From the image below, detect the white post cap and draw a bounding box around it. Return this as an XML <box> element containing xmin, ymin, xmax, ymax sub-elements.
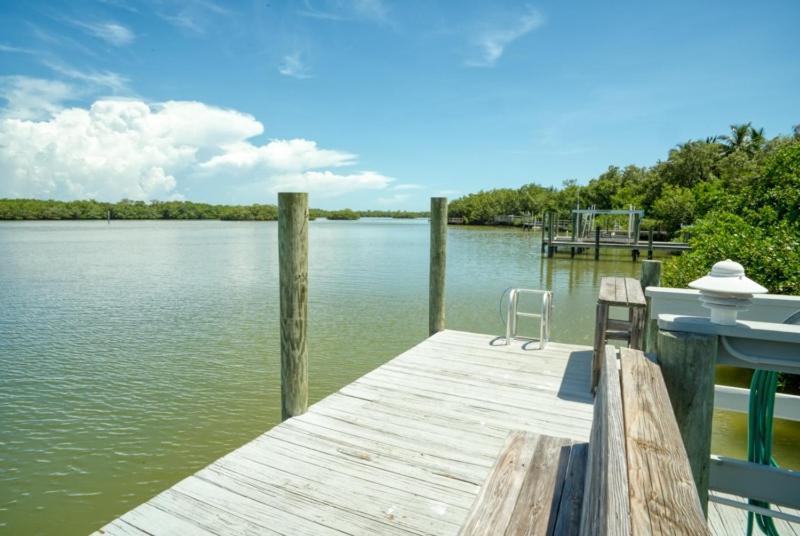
<box><xmin>689</xmin><ymin>260</ymin><xmax>767</xmax><ymax>325</ymax></box>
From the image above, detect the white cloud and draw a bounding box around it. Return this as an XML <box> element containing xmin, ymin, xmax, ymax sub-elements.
<box><xmin>71</xmin><ymin>20</ymin><xmax>135</xmax><ymax>46</ymax></box>
<box><xmin>0</xmin><ymin>97</ymin><xmax>390</xmax><ymax>201</ymax></box>
<box><xmin>466</xmin><ymin>6</ymin><xmax>544</xmax><ymax>67</ymax></box>
<box><xmin>279</xmin><ymin>52</ymin><xmax>312</xmax><ymax>79</ymax></box>
<box><xmin>0</xmin><ymin>43</ymin><xmax>38</xmax><ymax>55</ymax></box>
<box><xmin>0</xmin><ymin>76</ymin><xmax>76</xmax><ymax>120</ymax></box>
<box><xmin>273</xmin><ymin>170</ymin><xmax>390</xmax><ymax>195</ymax></box>
<box><xmin>156</xmin><ymin>0</ymin><xmax>232</xmax><ymax>35</ymax></box>
<box><xmin>298</xmin><ymin>0</ymin><xmax>388</xmax><ymax>23</ymax></box>
<box><xmin>45</xmin><ymin>61</ymin><xmax>131</xmax><ymax>95</ymax></box>
<box><xmin>201</xmin><ymin>138</ymin><xmax>353</xmax><ymax>171</ymax></box>
<box><xmin>378</xmin><ymin>192</ymin><xmax>410</xmax><ymax>205</ymax></box>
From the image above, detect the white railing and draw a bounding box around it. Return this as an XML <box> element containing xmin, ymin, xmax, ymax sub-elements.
<box><xmin>654</xmin><ymin>297</ymin><xmax>800</xmax><ymax>519</ymax></box>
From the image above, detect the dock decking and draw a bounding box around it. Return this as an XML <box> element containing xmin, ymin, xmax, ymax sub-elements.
<box><xmin>95</xmin><ymin>330</ymin><xmax>798</xmax><ymax>535</ymax></box>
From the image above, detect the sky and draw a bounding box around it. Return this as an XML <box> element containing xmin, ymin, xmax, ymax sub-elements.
<box><xmin>0</xmin><ymin>0</ymin><xmax>798</xmax><ymax>209</ymax></box>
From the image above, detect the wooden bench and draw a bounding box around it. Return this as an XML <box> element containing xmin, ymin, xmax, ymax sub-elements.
<box><xmin>592</xmin><ymin>277</ymin><xmax>647</xmax><ymax>389</ymax></box>
<box><xmin>460</xmin><ymin>346</ymin><xmax>708</xmax><ymax>535</ymax></box>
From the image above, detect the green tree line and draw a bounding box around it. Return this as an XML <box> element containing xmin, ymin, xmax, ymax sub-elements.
<box><xmin>0</xmin><ymin>199</ymin><xmax>427</xmax><ymax>221</ymax></box>
<box><xmin>450</xmin><ymin>123</ymin><xmax>800</xmax><ymax>295</ymax></box>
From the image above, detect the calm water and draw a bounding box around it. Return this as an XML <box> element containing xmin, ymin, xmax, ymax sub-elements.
<box><xmin>1</xmin><ymin>219</ymin><xmax>797</xmax><ymax>534</ymax></box>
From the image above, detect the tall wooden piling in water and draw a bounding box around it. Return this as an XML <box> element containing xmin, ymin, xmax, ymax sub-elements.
<box><xmin>278</xmin><ymin>192</ymin><xmax>309</xmax><ymax>421</ymax></box>
<box><xmin>656</xmin><ymin>330</ymin><xmax>717</xmax><ymax>515</ymax></box>
<box><xmin>547</xmin><ymin>212</ymin><xmax>556</xmax><ymax>258</ymax></box>
<box><xmin>429</xmin><ymin>197</ymin><xmax>447</xmax><ymax>335</ymax></box>
<box><xmin>594</xmin><ymin>226</ymin><xmax>601</xmax><ymax>260</ymax></box>
<box><xmin>640</xmin><ymin>260</ymin><xmax>661</xmax><ymax>353</ymax></box>
<box><xmin>540</xmin><ymin>212</ymin><xmax>547</xmax><ymax>253</ymax></box>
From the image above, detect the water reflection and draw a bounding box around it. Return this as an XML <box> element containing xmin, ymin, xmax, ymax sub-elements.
<box><xmin>0</xmin><ymin>219</ymin><xmax>796</xmax><ymax>535</ymax></box>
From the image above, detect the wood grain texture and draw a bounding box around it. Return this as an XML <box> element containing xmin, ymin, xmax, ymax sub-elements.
<box><xmin>657</xmin><ymin>329</ymin><xmax>717</xmax><ymax>514</ymax></box>
<box><xmin>614</xmin><ymin>277</ymin><xmax>628</xmax><ymax>304</ymax></box>
<box><xmin>640</xmin><ymin>261</ymin><xmax>662</xmax><ymax>354</ymax></box>
<box><xmin>580</xmin><ymin>345</ymin><xmax>631</xmax><ymax>536</ymax></box>
<box><xmin>429</xmin><ymin>197</ymin><xmax>447</xmax><ymax>335</ymax></box>
<box><xmin>552</xmin><ymin>442</ymin><xmax>588</xmax><ymax>536</ymax></box>
<box><xmin>505</xmin><ymin>435</ymin><xmax>572</xmax><ymax>536</ymax></box>
<box><xmin>629</xmin><ymin>307</ymin><xmax>645</xmax><ymax>350</ymax></box>
<box><xmin>598</xmin><ymin>277</ymin><xmax>645</xmax><ymax>307</ymax></box>
<box><xmin>459</xmin><ymin>432</ymin><xmax>540</xmax><ymax>536</ymax></box>
<box><xmin>620</xmin><ymin>347</ymin><xmax>709</xmax><ymax>535</ymax></box>
<box><xmin>598</xmin><ymin>277</ymin><xmax>617</xmax><ymax>304</ymax></box>
<box><xmin>592</xmin><ymin>303</ymin><xmax>609</xmax><ymax>390</ymax></box>
<box><xmin>624</xmin><ymin>278</ymin><xmax>646</xmax><ymax>307</ymax></box>
<box><xmin>278</xmin><ymin>192</ymin><xmax>309</xmax><ymax>421</ymax></box>
<box><xmin>94</xmin><ymin>331</ymin><xmax>596</xmax><ymax>536</ymax></box>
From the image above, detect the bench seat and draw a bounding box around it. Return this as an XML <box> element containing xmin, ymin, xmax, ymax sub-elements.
<box><xmin>459</xmin><ymin>432</ymin><xmax>588</xmax><ymax>535</ymax></box>
<box><xmin>460</xmin><ymin>345</ymin><xmax>708</xmax><ymax>535</ymax></box>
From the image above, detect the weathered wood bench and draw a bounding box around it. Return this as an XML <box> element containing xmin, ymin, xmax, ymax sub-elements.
<box><xmin>459</xmin><ymin>345</ymin><xmax>708</xmax><ymax>535</ymax></box>
<box><xmin>592</xmin><ymin>277</ymin><xmax>647</xmax><ymax>389</ymax></box>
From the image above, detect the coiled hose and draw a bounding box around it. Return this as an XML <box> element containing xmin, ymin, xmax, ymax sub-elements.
<box><xmin>746</xmin><ymin>369</ymin><xmax>779</xmax><ymax>536</ymax></box>
<box><xmin>743</xmin><ymin>309</ymin><xmax>800</xmax><ymax>535</ymax></box>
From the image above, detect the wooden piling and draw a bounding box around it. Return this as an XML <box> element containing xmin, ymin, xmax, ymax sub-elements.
<box><xmin>547</xmin><ymin>212</ymin><xmax>556</xmax><ymax>258</ymax></box>
<box><xmin>541</xmin><ymin>212</ymin><xmax>548</xmax><ymax>253</ymax></box>
<box><xmin>656</xmin><ymin>329</ymin><xmax>717</xmax><ymax>515</ymax></box>
<box><xmin>278</xmin><ymin>192</ymin><xmax>309</xmax><ymax>421</ymax></box>
<box><xmin>632</xmin><ymin>213</ymin><xmax>641</xmax><ymax>245</ymax></box>
<box><xmin>647</xmin><ymin>230</ymin><xmax>654</xmax><ymax>260</ymax></box>
<box><xmin>570</xmin><ymin>212</ymin><xmax>577</xmax><ymax>258</ymax></box>
<box><xmin>594</xmin><ymin>226</ymin><xmax>600</xmax><ymax>260</ymax></box>
<box><xmin>640</xmin><ymin>260</ymin><xmax>661</xmax><ymax>354</ymax></box>
<box><xmin>429</xmin><ymin>197</ymin><xmax>447</xmax><ymax>335</ymax></box>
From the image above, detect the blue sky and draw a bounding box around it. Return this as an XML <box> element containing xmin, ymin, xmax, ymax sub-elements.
<box><xmin>0</xmin><ymin>0</ymin><xmax>798</xmax><ymax>209</ymax></box>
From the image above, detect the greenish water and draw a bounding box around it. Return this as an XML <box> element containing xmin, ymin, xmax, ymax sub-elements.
<box><xmin>0</xmin><ymin>219</ymin><xmax>797</xmax><ymax>535</ymax></box>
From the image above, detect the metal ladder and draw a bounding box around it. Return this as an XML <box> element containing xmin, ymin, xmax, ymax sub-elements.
<box><xmin>505</xmin><ymin>289</ymin><xmax>553</xmax><ymax>349</ymax></box>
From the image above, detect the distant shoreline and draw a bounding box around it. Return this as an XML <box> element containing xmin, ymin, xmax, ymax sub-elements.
<box><xmin>0</xmin><ymin>199</ymin><xmax>429</xmax><ymax>221</ymax></box>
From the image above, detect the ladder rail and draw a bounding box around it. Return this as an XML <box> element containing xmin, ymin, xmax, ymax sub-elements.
<box><xmin>505</xmin><ymin>288</ymin><xmax>553</xmax><ymax>349</ymax></box>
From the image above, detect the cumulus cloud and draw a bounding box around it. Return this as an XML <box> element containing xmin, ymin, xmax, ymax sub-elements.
<box><xmin>466</xmin><ymin>6</ymin><xmax>544</xmax><ymax>67</ymax></box>
<box><xmin>0</xmin><ymin>76</ymin><xmax>76</xmax><ymax>119</ymax></box>
<box><xmin>0</xmin><ymin>97</ymin><xmax>392</xmax><ymax>201</ymax></box>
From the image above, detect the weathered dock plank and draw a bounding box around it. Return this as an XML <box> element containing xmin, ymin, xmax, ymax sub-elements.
<box><xmin>92</xmin><ymin>329</ymin><xmax>792</xmax><ymax>535</ymax></box>
<box><xmin>95</xmin><ymin>330</ymin><xmax>594</xmax><ymax>536</ymax></box>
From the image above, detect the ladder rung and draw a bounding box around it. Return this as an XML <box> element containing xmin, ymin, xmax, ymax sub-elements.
<box><xmin>516</xmin><ymin>312</ymin><xmax>542</xmax><ymax>319</ymax></box>
<box><xmin>606</xmin><ymin>330</ymin><xmax>631</xmax><ymax>340</ymax></box>
<box><xmin>606</xmin><ymin>319</ymin><xmax>632</xmax><ymax>331</ymax></box>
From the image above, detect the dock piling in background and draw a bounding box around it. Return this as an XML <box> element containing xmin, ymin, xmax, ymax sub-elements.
<box><xmin>648</xmin><ymin>230</ymin><xmax>654</xmax><ymax>259</ymax></box>
<box><xmin>594</xmin><ymin>226</ymin><xmax>600</xmax><ymax>260</ymax></box>
<box><xmin>640</xmin><ymin>260</ymin><xmax>662</xmax><ymax>353</ymax></box>
<box><xmin>541</xmin><ymin>212</ymin><xmax>547</xmax><ymax>253</ymax></box>
<box><xmin>656</xmin><ymin>329</ymin><xmax>717</xmax><ymax>514</ymax></box>
<box><xmin>278</xmin><ymin>192</ymin><xmax>309</xmax><ymax>421</ymax></box>
<box><xmin>429</xmin><ymin>197</ymin><xmax>447</xmax><ymax>335</ymax></box>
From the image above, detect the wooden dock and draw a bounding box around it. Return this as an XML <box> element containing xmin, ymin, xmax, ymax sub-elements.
<box><xmin>94</xmin><ymin>330</ymin><xmax>798</xmax><ymax>535</ymax></box>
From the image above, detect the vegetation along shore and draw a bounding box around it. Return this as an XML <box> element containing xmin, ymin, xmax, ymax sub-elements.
<box><xmin>0</xmin><ymin>199</ymin><xmax>427</xmax><ymax>222</ymax></box>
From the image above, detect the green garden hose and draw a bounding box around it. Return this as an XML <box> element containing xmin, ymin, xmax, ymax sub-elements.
<box><xmin>746</xmin><ymin>369</ymin><xmax>779</xmax><ymax>536</ymax></box>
